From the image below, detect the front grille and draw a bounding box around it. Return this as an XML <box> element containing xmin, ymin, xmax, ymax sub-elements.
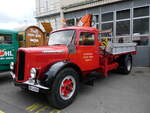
<box><xmin>17</xmin><ymin>51</ymin><xmax>25</xmax><ymax>80</ymax></box>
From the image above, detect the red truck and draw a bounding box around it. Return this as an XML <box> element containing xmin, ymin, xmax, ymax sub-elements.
<box><xmin>10</xmin><ymin>26</ymin><xmax>136</xmax><ymax>109</ymax></box>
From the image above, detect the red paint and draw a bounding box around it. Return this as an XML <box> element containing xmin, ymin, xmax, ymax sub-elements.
<box><xmin>0</xmin><ymin>51</ymin><xmax>5</xmax><ymax>56</ymax></box>
<box><xmin>16</xmin><ymin>45</ymin><xmax>68</xmax><ymax>82</ymax></box>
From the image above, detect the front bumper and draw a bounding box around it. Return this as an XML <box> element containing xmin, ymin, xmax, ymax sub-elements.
<box><xmin>10</xmin><ymin>72</ymin><xmax>50</xmax><ymax>94</ymax></box>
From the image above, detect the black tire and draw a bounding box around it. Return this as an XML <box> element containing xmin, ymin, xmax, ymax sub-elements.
<box><xmin>47</xmin><ymin>68</ymin><xmax>79</xmax><ymax>109</ymax></box>
<box><xmin>117</xmin><ymin>55</ymin><xmax>132</xmax><ymax>74</ymax></box>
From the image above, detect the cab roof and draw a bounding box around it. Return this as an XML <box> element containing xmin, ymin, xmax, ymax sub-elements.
<box><xmin>0</xmin><ymin>29</ymin><xmax>18</xmax><ymax>34</ymax></box>
<box><xmin>56</xmin><ymin>26</ymin><xmax>99</xmax><ymax>32</ymax></box>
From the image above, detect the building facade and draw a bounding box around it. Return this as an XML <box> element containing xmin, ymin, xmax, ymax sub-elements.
<box><xmin>35</xmin><ymin>0</ymin><xmax>61</xmax><ymax>30</ymax></box>
<box><xmin>35</xmin><ymin>0</ymin><xmax>150</xmax><ymax>67</ymax></box>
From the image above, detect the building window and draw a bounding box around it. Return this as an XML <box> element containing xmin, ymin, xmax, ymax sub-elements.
<box><xmin>116</xmin><ymin>8</ymin><xmax>131</xmax><ymax>43</ymax></box>
<box><xmin>117</xmin><ymin>9</ymin><xmax>130</xmax><ymax>20</ymax></box>
<box><xmin>134</xmin><ymin>6</ymin><xmax>149</xmax><ymax>17</ymax></box>
<box><xmin>66</xmin><ymin>19</ymin><xmax>75</xmax><ymax>26</ymax></box>
<box><xmin>56</xmin><ymin>17</ymin><xmax>61</xmax><ymax>29</ymax></box>
<box><xmin>133</xmin><ymin>36</ymin><xmax>149</xmax><ymax>46</ymax></box>
<box><xmin>133</xmin><ymin>18</ymin><xmax>149</xmax><ymax>46</ymax></box>
<box><xmin>116</xmin><ymin>20</ymin><xmax>130</xmax><ymax>36</ymax></box>
<box><xmin>102</xmin><ymin>12</ymin><xmax>113</xmax><ymax>22</ymax></box>
<box><xmin>93</xmin><ymin>15</ymin><xmax>99</xmax><ymax>23</ymax></box>
<box><xmin>76</xmin><ymin>17</ymin><xmax>81</xmax><ymax>25</ymax></box>
<box><xmin>39</xmin><ymin>0</ymin><xmax>48</xmax><ymax>12</ymax></box>
<box><xmin>133</xmin><ymin>18</ymin><xmax>149</xmax><ymax>35</ymax></box>
<box><xmin>50</xmin><ymin>18</ymin><xmax>56</xmax><ymax>30</ymax></box>
<box><xmin>102</xmin><ymin>22</ymin><xmax>113</xmax><ymax>32</ymax></box>
<box><xmin>133</xmin><ymin>6</ymin><xmax>149</xmax><ymax>46</ymax></box>
<box><xmin>92</xmin><ymin>15</ymin><xmax>99</xmax><ymax>29</ymax></box>
<box><xmin>79</xmin><ymin>32</ymin><xmax>95</xmax><ymax>45</ymax></box>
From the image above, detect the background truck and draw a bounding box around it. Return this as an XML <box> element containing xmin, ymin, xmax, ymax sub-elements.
<box><xmin>11</xmin><ymin>26</ymin><xmax>136</xmax><ymax>109</ymax></box>
<box><xmin>0</xmin><ymin>24</ymin><xmax>52</xmax><ymax>72</ymax></box>
<box><xmin>0</xmin><ymin>29</ymin><xmax>18</xmax><ymax>72</ymax></box>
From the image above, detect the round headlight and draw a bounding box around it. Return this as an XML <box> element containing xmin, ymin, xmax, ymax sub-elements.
<box><xmin>30</xmin><ymin>68</ymin><xmax>37</xmax><ymax>79</ymax></box>
<box><xmin>10</xmin><ymin>62</ymin><xmax>14</xmax><ymax>70</ymax></box>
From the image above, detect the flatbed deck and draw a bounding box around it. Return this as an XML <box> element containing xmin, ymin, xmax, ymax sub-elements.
<box><xmin>100</xmin><ymin>43</ymin><xmax>137</xmax><ymax>55</ymax></box>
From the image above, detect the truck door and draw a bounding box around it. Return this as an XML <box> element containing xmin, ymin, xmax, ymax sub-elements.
<box><xmin>75</xmin><ymin>30</ymin><xmax>99</xmax><ymax>71</ymax></box>
<box><xmin>0</xmin><ymin>33</ymin><xmax>18</xmax><ymax>70</ymax></box>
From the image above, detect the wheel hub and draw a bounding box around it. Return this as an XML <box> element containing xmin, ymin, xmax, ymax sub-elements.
<box><xmin>59</xmin><ymin>76</ymin><xmax>76</xmax><ymax>100</ymax></box>
<box><xmin>127</xmin><ymin>59</ymin><xmax>131</xmax><ymax>71</ymax></box>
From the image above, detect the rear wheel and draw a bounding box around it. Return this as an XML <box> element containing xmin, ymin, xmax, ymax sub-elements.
<box><xmin>47</xmin><ymin>68</ymin><xmax>79</xmax><ymax>109</ymax></box>
<box><xmin>117</xmin><ymin>55</ymin><xmax>132</xmax><ymax>74</ymax></box>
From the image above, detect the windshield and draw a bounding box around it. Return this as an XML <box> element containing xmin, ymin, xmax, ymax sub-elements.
<box><xmin>48</xmin><ymin>30</ymin><xmax>75</xmax><ymax>46</ymax></box>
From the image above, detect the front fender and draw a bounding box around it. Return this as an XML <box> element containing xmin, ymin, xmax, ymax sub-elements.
<box><xmin>42</xmin><ymin>61</ymin><xmax>81</xmax><ymax>88</ymax></box>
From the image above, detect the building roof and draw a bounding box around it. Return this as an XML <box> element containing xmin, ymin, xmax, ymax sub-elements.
<box><xmin>62</xmin><ymin>0</ymin><xmax>100</xmax><ymax>9</ymax></box>
<box><xmin>35</xmin><ymin>0</ymin><xmax>127</xmax><ymax>18</ymax></box>
<box><xmin>62</xmin><ymin>0</ymin><xmax>129</xmax><ymax>13</ymax></box>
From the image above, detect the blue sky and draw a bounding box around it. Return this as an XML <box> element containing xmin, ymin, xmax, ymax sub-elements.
<box><xmin>0</xmin><ymin>0</ymin><xmax>36</xmax><ymax>29</ymax></box>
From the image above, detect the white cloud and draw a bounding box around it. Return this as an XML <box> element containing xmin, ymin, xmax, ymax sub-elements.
<box><xmin>0</xmin><ymin>22</ymin><xmax>21</xmax><ymax>29</ymax></box>
<box><xmin>0</xmin><ymin>0</ymin><xmax>35</xmax><ymax>17</ymax></box>
<box><xmin>0</xmin><ymin>0</ymin><xmax>36</xmax><ymax>29</ymax></box>
<box><xmin>0</xmin><ymin>22</ymin><xmax>37</xmax><ymax>30</ymax></box>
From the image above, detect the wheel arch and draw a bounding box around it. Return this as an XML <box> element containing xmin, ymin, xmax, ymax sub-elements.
<box><xmin>42</xmin><ymin>61</ymin><xmax>82</xmax><ymax>88</ymax></box>
<box><xmin>123</xmin><ymin>54</ymin><xmax>133</xmax><ymax>63</ymax></box>
<box><xmin>62</xmin><ymin>63</ymin><xmax>82</xmax><ymax>81</ymax></box>
<box><xmin>117</xmin><ymin>54</ymin><xmax>132</xmax><ymax>64</ymax></box>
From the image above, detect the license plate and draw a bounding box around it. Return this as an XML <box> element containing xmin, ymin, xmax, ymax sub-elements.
<box><xmin>28</xmin><ymin>85</ymin><xmax>39</xmax><ymax>93</ymax></box>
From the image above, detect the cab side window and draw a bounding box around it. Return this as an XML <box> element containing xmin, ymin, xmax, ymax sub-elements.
<box><xmin>79</xmin><ymin>32</ymin><xmax>95</xmax><ymax>45</ymax></box>
<box><xmin>0</xmin><ymin>34</ymin><xmax>12</xmax><ymax>44</ymax></box>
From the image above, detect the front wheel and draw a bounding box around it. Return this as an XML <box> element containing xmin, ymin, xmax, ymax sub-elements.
<box><xmin>47</xmin><ymin>68</ymin><xmax>79</xmax><ymax>109</ymax></box>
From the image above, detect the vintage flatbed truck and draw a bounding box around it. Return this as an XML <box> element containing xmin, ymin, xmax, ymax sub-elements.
<box><xmin>10</xmin><ymin>26</ymin><xmax>136</xmax><ymax>109</ymax></box>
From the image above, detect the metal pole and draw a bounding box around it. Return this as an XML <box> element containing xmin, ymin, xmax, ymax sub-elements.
<box><xmin>60</xmin><ymin>7</ymin><xmax>65</xmax><ymax>27</ymax></box>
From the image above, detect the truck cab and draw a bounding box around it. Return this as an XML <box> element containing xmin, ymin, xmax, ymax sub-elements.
<box><xmin>11</xmin><ymin>27</ymin><xmax>136</xmax><ymax>109</ymax></box>
<box><xmin>0</xmin><ymin>29</ymin><xmax>18</xmax><ymax>72</ymax></box>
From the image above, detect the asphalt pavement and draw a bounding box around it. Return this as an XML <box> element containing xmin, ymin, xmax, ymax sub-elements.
<box><xmin>0</xmin><ymin>67</ymin><xmax>150</xmax><ymax>113</ymax></box>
